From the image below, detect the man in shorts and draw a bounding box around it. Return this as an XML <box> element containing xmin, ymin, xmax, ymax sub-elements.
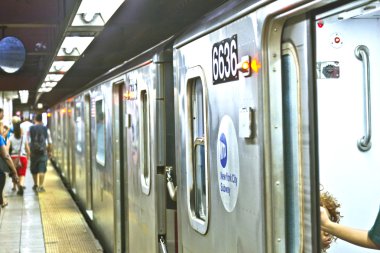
<box><xmin>29</xmin><ymin>113</ymin><xmax>52</xmax><ymax>192</ymax></box>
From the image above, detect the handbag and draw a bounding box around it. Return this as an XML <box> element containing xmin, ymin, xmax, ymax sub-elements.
<box><xmin>12</xmin><ymin>157</ymin><xmax>22</xmax><ymax>169</ymax></box>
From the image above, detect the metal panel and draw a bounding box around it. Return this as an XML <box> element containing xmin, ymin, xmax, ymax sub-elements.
<box><xmin>74</xmin><ymin>95</ymin><xmax>87</xmax><ymax>208</ymax></box>
<box><xmin>174</xmin><ymin>11</ymin><xmax>264</xmax><ymax>253</ymax></box>
<box><xmin>90</xmin><ymin>84</ymin><xmax>116</xmax><ymax>253</ymax></box>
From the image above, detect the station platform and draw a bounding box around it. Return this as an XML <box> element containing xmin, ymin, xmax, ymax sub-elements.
<box><xmin>0</xmin><ymin>161</ymin><xmax>103</xmax><ymax>253</ymax></box>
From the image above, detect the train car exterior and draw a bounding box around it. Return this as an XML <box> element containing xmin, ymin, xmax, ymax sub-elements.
<box><xmin>49</xmin><ymin>0</ymin><xmax>380</xmax><ymax>253</ymax></box>
<box><xmin>173</xmin><ymin>0</ymin><xmax>380</xmax><ymax>253</ymax></box>
<box><xmin>50</xmin><ymin>41</ymin><xmax>176</xmax><ymax>253</ymax></box>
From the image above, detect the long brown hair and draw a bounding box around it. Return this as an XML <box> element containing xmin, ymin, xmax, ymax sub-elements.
<box><xmin>13</xmin><ymin>122</ymin><xmax>21</xmax><ymax>139</ymax></box>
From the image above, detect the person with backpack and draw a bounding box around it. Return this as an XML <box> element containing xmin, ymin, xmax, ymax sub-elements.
<box><xmin>29</xmin><ymin>113</ymin><xmax>52</xmax><ymax>192</ymax></box>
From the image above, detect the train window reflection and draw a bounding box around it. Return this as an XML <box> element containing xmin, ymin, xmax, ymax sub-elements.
<box><xmin>188</xmin><ymin>76</ymin><xmax>208</xmax><ymax>231</ymax></box>
<box><xmin>75</xmin><ymin>102</ymin><xmax>83</xmax><ymax>153</ymax></box>
<box><xmin>95</xmin><ymin>98</ymin><xmax>105</xmax><ymax>166</ymax></box>
<box><xmin>282</xmin><ymin>43</ymin><xmax>303</xmax><ymax>253</ymax></box>
<box><xmin>140</xmin><ymin>90</ymin><xmax>151</xmax><ymax>194</ymax></box>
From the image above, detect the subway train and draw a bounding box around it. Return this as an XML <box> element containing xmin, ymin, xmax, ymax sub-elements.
<box><xmin>48</xmin><ymin>0</ymin><xmax>380</xmax><ymax>253</ymax></box>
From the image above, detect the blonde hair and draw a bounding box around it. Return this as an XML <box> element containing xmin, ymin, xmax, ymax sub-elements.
<box><xmin>320</xmin><ymin>191</ymin><xmax>342</xmax><ymax>223</ymax></box>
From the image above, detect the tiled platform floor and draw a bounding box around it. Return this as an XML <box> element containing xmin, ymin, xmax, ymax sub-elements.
<box><xmin>0</xmin><ymin>161</ymin><xmax>103</xmax><ymax>253</ymax></box>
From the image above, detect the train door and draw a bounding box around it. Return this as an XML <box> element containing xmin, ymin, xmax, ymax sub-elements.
<box><xmin>112</xmin><ymin>81</ymin><xmax>125</xmax><ymax>253</ymax></box>
<box><xmin>125</xmin><ymin>66</ymin><xmax>157</xmax><ymax>253</ymax></box>
<box><xmin>74</xmin><ymin>97</ymin><xmax>87</xmax><ymax>208</ymax></box>
<box><xmin>315</xmin><ymin>2</ymin><xmax>380</xmax><ymax>253</ymax></box>
<box><xmin>274</xmin><ymin>1</ymin><xmax>380</xmax><ymax>253</ymax></box>
<box><xmin>68</xmin><ymin>101</ymin><xmax>76</xmax><ymax>190</ymax></box>
<box><xmin>84</xmin><ymin>94</ymin><xmax>94</xmax><ymax>216</ymax></box>
<box><xmin>61</xmin><ymin>104</ymin><xmax>68</xmax><ymax>177</ymax></box>
<box><xmin>278</xmin><ymin>15</ymin><xmax>318</xmax><ymax>253</ymax></box>
<box><xmin>125</xmin><ymin>56</ymin><xmax>172</xmax><ymax>253</ymax></box>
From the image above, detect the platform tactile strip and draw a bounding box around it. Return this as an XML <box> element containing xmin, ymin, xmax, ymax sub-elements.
<box><xmin>39</xmin><ymin>165</ymin><xmax>103</xmax><ymax>253</ymax></box>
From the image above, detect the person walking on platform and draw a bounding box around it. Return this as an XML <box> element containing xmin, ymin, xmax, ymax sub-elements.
<box><xmin>20</xmin><ymin>116</ymin><xmax>33</xmax><ymax>143</ymax></box>
<box><xmin>29</xmin><ymin>113</ymin><xmax>52</xmax><ymax>193</ymax></box>
<box><xmin>0</xmin><ymin>128</ymin><xmax>20</xmax><ymax>209</ymax></box>
<box><xmin>9</xmin><ymin>118</ymin><xmax>30</xmax><ymax>194</ymax></box>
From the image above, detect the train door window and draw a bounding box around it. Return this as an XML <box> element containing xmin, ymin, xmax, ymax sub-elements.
<box><xmin>75</xmin><ymin>101</ymin><xmax>83</xmax><ymax>153</ymax></box>
<box><xmin>62</xmin><ymin>107</ymin><xmax>67</xmax><ymax>141</ymax></box>
<box><xmin>282</xmin><ymin>42</ymin><xmax>303</xmax><ymax>252</ymax></box>
<box><xmin>139</xmin><ymin>89</ymin><xmax>151</xmax><ymax>195</ymax></box>
<box><xmin>186</xmin><ymin>67</ymin><xmax>209</xmax><ymax>234</ymax></box>
<box><xmin>57</xmin><ymin>109</ymin><xmax>61</xmax><ymax>141</ymax></box>
<box><xmin>95</xmin><ymin>97</ymin><xmax>106</xmax><ymax>166</ymax></box>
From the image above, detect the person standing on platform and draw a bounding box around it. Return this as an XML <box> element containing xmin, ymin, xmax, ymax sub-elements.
<box><xmin>9</xmin><ymin>119</ymin><xmax>30</xmax><ymax>194</ymax></box>
<box><xmin>0</xmin><ymin>128</ymin><xmax>19</xmax><ymax>209</ymax></box>
<box><xmin>29</xmin><ymin>113</ymin><xmax>52</xmax><ymax>192</ymax></box>
<box><xmin>20</xmin><ymin>116</ymin><xmax>33</xmax><ymax>143</ymax></box>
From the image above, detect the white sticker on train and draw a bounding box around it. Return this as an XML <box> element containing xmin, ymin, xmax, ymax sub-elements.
<box><xmin>217</xmin><ymin>115</ymin><xmax>240</xmax><ymax>212</ymax></box>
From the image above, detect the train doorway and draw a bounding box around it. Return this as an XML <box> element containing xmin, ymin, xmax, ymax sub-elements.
<box><xmin>84</xmin><ymin>94</ymin><xmax>94</xmax><ymax>215</ymax></box>
<box><xmin>316</xmin><ymin>2</ymin><xmax>380</xmax><ymax>253</ymax></box>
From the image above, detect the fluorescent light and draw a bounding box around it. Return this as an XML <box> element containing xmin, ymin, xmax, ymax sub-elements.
<box><xmin>57</xmin><ymin>37</ymin><xmax>95</xmax><ymax>56</ymax></box>
<box><xmin>49</xmin><ymin>61</ymin><xmax>75</xmax><ymax>73</ymax></box>
<box><xmin>42</xmin><ymin>82</ymin><xmax>58</xmax><ymax>88</ymax></box>
<box><xmin>71</xmin><ymin>0</ymin><xmax>124</xmax><ymax>26</ymax></box>
<box><xmin>37</xmin><ymin>103</ymin><xmax>43</xmax><ymax>109</ymax></box>
<box><xmin>45</xmin><ymin>74</ymin><xmax>64</xmax><ymax>82</ymax></box>
<box><xmin>18</xmin><ymin>90</ymin><xmax>29</xmax><ymax>104</ymax></box>
<box><xmin>38</xmin><ymin>87</ymin><xmax>52</xmax><ymax>93</ymax></box>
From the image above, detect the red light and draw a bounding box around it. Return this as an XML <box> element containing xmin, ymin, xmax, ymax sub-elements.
<box><xmin>334</xmin><ymin>37</ymin><xmax>340</xmax><ymax>43</ymax></box>
<box><xmin>317</xmin><ymin>20</ymin><xmax>324</xmax><ymax>28</ymax></box>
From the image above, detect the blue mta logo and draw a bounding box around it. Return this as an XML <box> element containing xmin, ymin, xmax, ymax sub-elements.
<box><xmin>219</xmin><ymin>133</ymin><xmax>227</xmax><ymax>168</ymax></box>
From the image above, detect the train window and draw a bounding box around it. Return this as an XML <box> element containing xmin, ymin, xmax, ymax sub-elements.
<box><xmin>62</xmin><ymin>107</ymin><xmax>67</xmax><ymax>141</ymax></box>
<box><xmin>186</xmin><ymin>71</ymin><xmax>209</xmax><ymax>234</ymax></box>
<box><xmin>57</xmin><ymin>109</ymin><xmax>61</xmax><ymax>141</ymax></box>
<box><xmin>95</xmin><ymin>98</ymin><xmax>106</xmax><ymax>166</ymax></box>
<box><xmin>140</xmin><ymin>89</ymin><xmax>151</xmax><ymax>195</ymax></box>
<box><xmin>282</xmin><ymin>42</ymin><xmax>303</xmax><ymax>253</ymax></box>
<box><xmin>192</xmin><ymin>79</ymin><xmax>206</xmax><ymax>220</ymax></box>
<box><xmin>75</xmin><ymin>102</ymin><xmax>83</xmax><ymax>153</ymax></box>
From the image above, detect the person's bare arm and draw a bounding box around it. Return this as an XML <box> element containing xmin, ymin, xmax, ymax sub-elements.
<box><xmin>0</xmin><ymin>145</ymin><xmax>18</xmax><ymax>178</ymax></box>
<box><xmin>25</xmin><ymin>139</ymin><xmax>30</xmax><ymax>158</ymax></box>
<box><xmin>321</xmin><ymin>207</ymin><xmax>380</xmax><ymax>249</ymax></box>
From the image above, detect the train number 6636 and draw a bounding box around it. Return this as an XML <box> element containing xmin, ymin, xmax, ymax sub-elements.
<box><xmin>212</xmin><ymin>35</ymin><xmax>239</xmax><ymax>85</ymax></box>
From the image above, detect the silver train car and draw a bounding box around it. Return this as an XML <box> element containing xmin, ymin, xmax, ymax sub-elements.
<box><xmin>49</xmin><ymin>0</ymin><xmax>380</xmax><ymax>253</ymax></box>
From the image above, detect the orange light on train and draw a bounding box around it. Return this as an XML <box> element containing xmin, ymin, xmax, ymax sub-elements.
<box><xmin>47</xmin><ymin>112</ymin><xmax>52</xmax><ymax>117</ymax></box>
<box><xmin>124</xmin><ymin>91</ymin><xmax>136</xmax><ymax>100</ymax></box>
<box><xmin>241</xmin><ymin>61</ymin><xmax>250</xmax><ymax>72</ymax></box>
<box><xmin>123</xmin><ymin>92</ymin><xmax>130</xmax><ymax>100</ymax></box>
<box><xmin>251</xmin><ymin>58</ymin><xmax>261</xmax><ymax>74</ymax></box>
<box><xmin>238</xmin><ymin>55</ymin><xmax>251</xmax><ymax>77</ymax></box>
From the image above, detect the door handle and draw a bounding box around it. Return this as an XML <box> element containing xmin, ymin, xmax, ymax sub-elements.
<box><xmin>355</xmin><ymin>45</ymin><xmax>372</xmax><ymax>151</ymax></box>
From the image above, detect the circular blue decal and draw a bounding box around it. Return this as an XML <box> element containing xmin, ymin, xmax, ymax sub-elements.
<box><xmin>219</xmin><ymin>133</ymin><xmax>227</xmax><ymax>168</ymax></box>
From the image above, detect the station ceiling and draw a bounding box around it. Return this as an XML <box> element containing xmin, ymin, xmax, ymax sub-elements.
<box><xmin>0</xmin><ymin>0</ymin><xmax>228</xmax><ymax>111</ymax></box>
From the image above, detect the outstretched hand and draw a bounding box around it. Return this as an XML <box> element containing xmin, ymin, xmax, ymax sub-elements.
<box><xmin>320</xmin><ymin>206</ymin><xmax>331</xmax><ymax>230</ymax></box>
